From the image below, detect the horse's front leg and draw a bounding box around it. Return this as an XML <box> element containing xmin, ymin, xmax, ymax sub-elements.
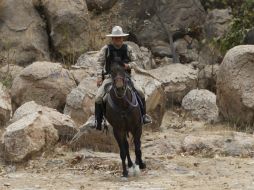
<box><xmin>114</xmin><ymin>130</ymin><xmax>128</xmax><ymax>177</ymax></box>
<box><xmin>133</xmin><ymin>130</ymin><xmax>146</xmax><ymax>169</ymax></box>
<box><xmin>125</xmin><ymin>138</ymin><xmax>133</xmax><ymax>168</ymax></box>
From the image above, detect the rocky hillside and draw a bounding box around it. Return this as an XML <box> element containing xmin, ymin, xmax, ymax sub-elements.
<box><xmin>1</xmin><ymin>0</ymin><xmax>253</xmax><ymax>67</ymax></box>
<box><xmin>0</xmin><ymin>0</ymin><xmax>231</xmax><ymax>66</ymax></box>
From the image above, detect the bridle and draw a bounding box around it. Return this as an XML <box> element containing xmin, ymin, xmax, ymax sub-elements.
<box><xmin>108</xmin><ymin>73</ymin><xmax>139</xmax><ymax>116</ymax></box>
<box><xmin>113</xmin><ymin>75</ymin><xmax>128</xmax><ymax>99</ymax></box>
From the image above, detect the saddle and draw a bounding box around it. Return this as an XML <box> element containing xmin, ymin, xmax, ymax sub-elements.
<box><xmin>102</xmin><ymin>80</ymin><xmax>144</xmax><ymax>115</ymax></box>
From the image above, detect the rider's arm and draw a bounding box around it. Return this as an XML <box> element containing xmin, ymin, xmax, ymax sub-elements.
<box><xmin>126</xmin><ymin>45</ymin><xmax>138</xmax><ymax>69</ymax></box>
<box><xmin>97</xmin><ymin>45</ymin><xmax>108</xmax><ymax>80</ymax></box>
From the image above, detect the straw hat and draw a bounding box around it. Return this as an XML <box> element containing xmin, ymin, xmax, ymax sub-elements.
<box><xmin>106</xmin><ymin>26</ymin><xmax>129</xmax><ymax>37</ymax></box>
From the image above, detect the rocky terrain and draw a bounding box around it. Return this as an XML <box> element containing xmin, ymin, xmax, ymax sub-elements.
<box><xmin>1</xmin><ymin>111</ymin><xmax>254</xmax><ymax>190</ymax></box>
<box><xmin>1</xmin><ymin>0</ymin><xmax>254</xmax><ymax>189</ymax></box>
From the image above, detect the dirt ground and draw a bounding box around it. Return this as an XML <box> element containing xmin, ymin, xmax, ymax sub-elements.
<box><xmin>1</xmin><ymin>111</ymin><xmax>254</xmax><ymax>190</ymax></box>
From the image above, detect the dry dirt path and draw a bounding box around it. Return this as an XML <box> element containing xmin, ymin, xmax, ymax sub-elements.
<box><xmin>1</xmin><ymin>111</ymin><xmax>254</xmax><ymax>190</ymax></box>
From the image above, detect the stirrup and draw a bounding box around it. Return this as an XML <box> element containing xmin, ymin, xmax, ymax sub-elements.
<box><xmin>91</xmin><ymin>120</ymin><xmax>102</xmax><ymax>130</ymax></box>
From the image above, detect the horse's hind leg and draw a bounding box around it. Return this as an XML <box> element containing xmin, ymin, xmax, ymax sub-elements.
<box><xmin>114</xmin><ymin>130</ymin><xmax>128</xmax><ymax>177</ymax></box>
<box><xmin>134</xmin><ymin>133</ymin><xmax>146</xmax><ymax>169</ymax></box>
<box><xmin>124</xmin><ymin>139</ymin><xmax>133</xmax><ymax>168</ymax></box>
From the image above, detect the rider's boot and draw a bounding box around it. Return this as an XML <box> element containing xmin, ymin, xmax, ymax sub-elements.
<box><xmin>95</xmin><ymin>102</ymin><xmax>103</xmax><ymax>130</ymax></box>
<box><xmin>141</xmin><ymin>98</ymin><xmax>152</xmax><ymax>124</ymax></box>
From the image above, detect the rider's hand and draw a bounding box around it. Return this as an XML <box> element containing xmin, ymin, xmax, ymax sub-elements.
<box><xmin>124</xmin><ymin>64</ymin><xmax>130</xmax><ymax>70</ymax></box>
<box><xmin>97</xmin><ymin>78</ymin><xmax>102</xmax><ymax>87</ymax></box>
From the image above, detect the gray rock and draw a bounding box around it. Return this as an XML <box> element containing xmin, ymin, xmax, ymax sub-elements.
<box><xmin>41</xmin><ymin>0</ymin><xmax>90</xmax><ymax>59</ymax></box>
<box><xmin>204</xmin><ymin>9</ymin><xmax>233</xmax><ymax>39</ymax></box>
<box><xmin>182</xmin><ymin>131</ymin><xmax>254</xmax><ymax>157</ymax></box>
<box><xmin>3</xmin><ymin>112</ymin><xmax>59</xmax><ymax>162</ymax></box>
<box><xmin>148</xmin><ymin>64</ymin><xmax>198</xmax><ymax>106</ymax></box>
<box><xmin>154</xmin><ymin>57</ymin><xmax>173</xmax><ymax>68</ymax></box>
<box><xmin>217</xmin><ymin>45</ymin><xmax>254</xmax><ymax>124</ymax></box>
<box><xmin>10</xmin><ymin>101</ymin><xmax>78</xmax><ymax>140</ymax></box>
<box><xmin>75</xmin><ymin>51</ymin><xmax>100</xmax><ymax>75</ymax></box>
<box><xmin>132</xmin><ymin>71</ymin><xmax>166</xmax><ymax>130</ymax></box>
<box><xmin>70</xmin><ymin>116</ymin><xmax>118</xmax><ymax>152</ymax></box>
<box><xmin>0</xmin><ymin>0</ymin><xmax>50</xmax><ymax>66</ymax></box>
<box><xmin>151</xmin><ymin>41</ymin><xmax>172</xmax><ymax>58</ymax></box>
<box><xmin>182</xmin><ymin>89</ymin><xmax>219</xmax><ymax>122</ymax></box>
<box><xmin>70</xmin><ymin>67</ymin><xmax>91</xmax><ymax>84</ymax></box>
<box><xmin>64</xmin><ymin>77</ymin><xmax>96</xmax><ymax>126</ymax></box>
<box><xmin>11</xmin><ymin>61</ymin><xmax>77</xmax><ymax>112</ymax></box>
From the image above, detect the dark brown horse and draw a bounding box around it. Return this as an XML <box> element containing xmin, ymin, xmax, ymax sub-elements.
<box><xmin>104</xmin><ymin>64</ymin><xmax>146</xmax><ymax>177</ymax></box>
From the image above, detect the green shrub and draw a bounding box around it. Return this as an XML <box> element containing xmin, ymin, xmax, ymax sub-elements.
<box><xmin>202</xmin><ymin>0</ymin><xmax>254</xmax><ymax>54</ymax></box>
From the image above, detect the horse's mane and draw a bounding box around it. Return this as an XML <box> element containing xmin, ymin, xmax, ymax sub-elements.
<box><xmin>110</xmin><ymin>63</ymin><xmax>125</xmax><ymax>78</ymax></box>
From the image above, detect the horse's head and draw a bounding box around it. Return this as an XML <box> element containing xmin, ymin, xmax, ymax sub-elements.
<box><xmin>110</xmin><ymin>63</ymin><xmax>127</xmax><ymax>97</ymax></box>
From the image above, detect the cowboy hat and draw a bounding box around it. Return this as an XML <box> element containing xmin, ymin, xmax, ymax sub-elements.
<box><xmin>106</xmin><ymin>26</ymin><xmax>129</xmax><ymax>37</ymax></box>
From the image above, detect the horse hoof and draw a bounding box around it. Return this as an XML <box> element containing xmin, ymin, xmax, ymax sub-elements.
<box><xmin>139</xmin><ymin>163</ymin><xmax>146</xmax><ymax>169</ymax></box>
<box><xmin>133</xmin><ymin>164</ymin><xmax>141</xmax><ymax>176</ymax></box>
<box><xmin>122</xmin><ymin>171</ymin><xmax>128</xmax><ymax>178</ymax></box>
<box><xmin>128</xmin><ymin>166</ymin><xmax>134</xmax><ymax>176</ymax></box>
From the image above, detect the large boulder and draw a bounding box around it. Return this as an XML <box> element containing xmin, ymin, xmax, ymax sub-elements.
<box><xmin>134</xmin><ymin>0</ymin><xmax>206</xmax><ymax>48</ymax></box>
<box><xmin>75</xmin><ymin>51</ymin><xmax>101</xmax><ymax>76</ymax></box>
<box><xmin>11</xmin><ymin>61</ymin><xmax>77</xmax><ymax>112</ymax></box>
<box><xmin>41</xmin><ymin>0</ymin><xmax>90</xmax><ymax>60</ymax></box>
<box><xmin>10</xmin><ymin>101</ymin><xmax>78</xmax><ymax>140</ymax></box>
<box><xmin>2</xmin><ymin>112</ymin><xmax>59</xmax><ymax>162</ymax></box>
<box><xmin>70</xmin><ymin>116</ymin><xmax>118</xmax><ymax>152</ymax></box>
<box><xmin>149</xmin><ymin>64</ymin><xmax>198</xmax><ymax>106</ymax></box>
<box><xmin>70</xmin><ymin>67</ymin><xmax>91</xmax><ymax>85</ymax></box>
<box><xmin>182</xmin><ymin>131</ymin><xmax>254</xmax><ymax>157</ymax></box>
<box><xmin>64</xmin><ymin>77</ymin><xmax>97</xmax><ymax>126</ymax></box>
<box><xmin>217</xmin><ymin>45</ymin><xmax>254</xmax><ymax>124</ymax></box>
<box><xmin>132</xmin><ymin>72</ymin><xmax>166</xmax><ymax>130</ymax></box>
<box><xmin>0</xmin><ymin>0</ymin><xmax>50</xmax><ymax>66</ymax></box>
<box><xmin>71</xmin><ymin>50</ymin><xmax>100</xmax><ymax>84</ymax></box>
<box><xmin>204</xmin><ymin>9</ymin><xmax>233</xmax><ymax>39</ymax></box>
<box><xmin>0</xmin><ymin>83</ymin><xmax>12</xmax><ymax>127</ymax></box>
<box><xmin>182</xmin><ymin>89</ymin><xmax>219</xmax><ymax>122</ymax></box>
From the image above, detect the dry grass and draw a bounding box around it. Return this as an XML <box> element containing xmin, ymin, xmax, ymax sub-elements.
<box><xmin>0</xmin><ymin>52</ymin><xmax>17</xmax><ymax>88</ymax></box>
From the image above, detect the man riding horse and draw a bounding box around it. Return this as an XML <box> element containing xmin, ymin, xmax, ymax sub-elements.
<box><xmin>94</xmin><ymin>26</ymin><xmax>152</xmax><ymax>130</ymax></box>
